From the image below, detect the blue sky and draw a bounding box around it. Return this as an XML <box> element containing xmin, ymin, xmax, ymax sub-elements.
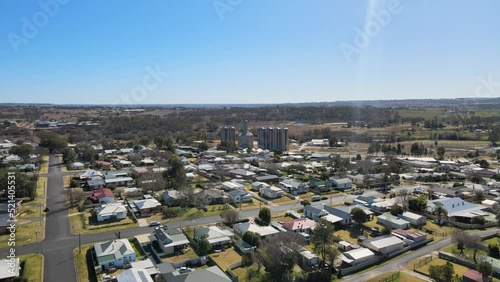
<box><xmin>0</xmin><ymin>0</ymin><xmax>499</xmax><ymax>104</ymax></box>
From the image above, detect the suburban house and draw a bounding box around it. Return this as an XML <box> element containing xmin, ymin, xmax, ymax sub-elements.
<box><xmin>105</xmin><ymin>177</ymin><xmax>133</xmax><ymax>186</ymax></box>
<box><xmin>132</xmin><ymin>199</ymin><xmax>161</xmax><ymax>216</ymax></box>
<box><xmin>322</xmin><ymin>205</ymin><xmax>352</xmax><ymax>226</ymax></box>
<box><xmin>160</xmin><ymin>262</ymin><xmax>231</xmax><ymax>282</ymax></box>
<box><xmin>86</xmin><ymin>179</ymin><xmax>106</xmax><ymax>190</ymax></box>
<box><xmin>229</xmin><ymin>169</ymin><xmax>256</xmax><ymax>178</ymax></box>
<box><xmin>68</xmin><ymin>162</ymin><xmax>85</xmax><ymax>170</ymax></box>
<box><xmin>194</xmin><ymin>226</ymin><xmax>234</xmax><ymax>250</ymax></box>
<box><xmin>362</xmin><ymin>235</ymin><xmax>404</xmax><ymax>255</ymax></box>
<box><xmin>251</xmin><ymin>181</ymin><xmax>270</xmax><ymax>192</ymax></box>
<box><xmin>227</xmin><ymin>189</ymin><xmax>252</xmax><ymax>204</ymax></box>
<box><xmin>221</xmin><ymin>181</ymin><xmax>245</xmax><ymax>191</ymax></box>
<box><xmin>232</xmin><ymin>222</ymin><xmax>279</xmax><ymax>240</ymax></box>
<box><xmin>94</xmin><ymin>239</ymin><xmax>136</xmax><ymax>270</ymax></box>
<box><xmin>462</xmin><ymin>269</ymin><xmax>489</xmax><ymax>282</ymax></box>
<box><xmin>94</xmin><ymin>202</ymin><xmax>128</xmax><ymax>222</ymax></box>
<box><xmin>303</xmin><ymin>205</ymin><xmax>328</xmax><ymax>221</ymax></box>
<box><xmin>282</xmin><ymin>218</ymin><xmax>316</xmax><ymax>233</ymax></box>
<box><xmin>161</xmin><ymin>190</ymin><xmax>187</xmax><ymax>207</ymax></box>
<box><xmin>194</xmin><ymin>189</ymin><xmax>228</xmax><ymax>205</ymax></box>
<box><xmin>148</xmin><ymin>228</ymin><xmax>189</xmax><ymax>256</ymax></box>
<box><xmin>89</xmin><ymin>187</ymin><xmax>115</xmax><ymax>203</ymax></box>
<box><xmin>377</xmin><ymin>214</ymin><xmax>411</xmax><ymax>230</ymax></box>
<box><xmin>426</xmin><ymin>197</ymin><xmax>488</xmax><ymax>223</ymax></box>
<box><xmin>278</xmin><ymin>179</ymin><xmax>309</xmax><ymax>195</ymax></box>
<box><xmin>340</xmin><ymin>248</ymin><xmax>375</xmax><ymax>266</ymax></box>
<box><xmin>354</xmin><ymin>196</ymin><xmax>376</xmax><ymax>207</ymax></box>
<box><xmin>254</xmin><ymin>175</ymin><xmax>280</xmax><ymax>184</ymax></box>
<box><xmin>259</xmin><ymin>186</ymin><xmax>283</xmax><ymax>199</ymax></box>
<box><xmin>391</xmin><ymin>229</ymin><xmax>427</xmax><ymax>245</ymax></box>
<box><xmin>399</xmin><ymin>212</ymin><xmax>427</xmax><ymax>227</ymax></box>
<box><xmin>79</xmin><ymin>169</ymin><xmax>104</xmax><ymax>180</ymax></box>
<box><xmin>330</xmin><ymin>178</ymin><xmax>353</xmax><ymax>191</ymax></box>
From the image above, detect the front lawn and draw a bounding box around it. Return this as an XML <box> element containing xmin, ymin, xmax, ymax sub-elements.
<box><xmin>19</xmin><ymin>253</ymin><xmax>44</xmax><ymax>282</ymax></box>
<box><xmin>161</xmin><ymin>247</ymin><xmax>198</xmax><ymax>263</ymax></box>
<box><xmin>38</xmin><ymin>156</ymin><xmax>49</xmax><ymax>174</ymax></box>
<box><xmin>415</xmin><ymin>258</ymin><xmax>470</xmax><ymax>277</ymax></box>
<box><xmin>69</xmin><ymin>206</ymin><xmax>137</xmax><ymax>235</ymax></box>
<box><xmin>368</xmin><ymin>271</ymin><xmax>425</xmax><ymax>282</ymax></box>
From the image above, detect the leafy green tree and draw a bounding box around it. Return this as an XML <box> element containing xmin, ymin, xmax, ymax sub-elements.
<box><xmin>163</xmin><ymin>157</ymin><xmax>186</xmax><ymax>189</ymax></box>
<box><xmin>351</xmin><ymin>207</ymin><xmax>367</xmax><ymax>224</ymax></box>
<box><xmin>408</xmin><ymin>195</ymin><xmax>428</xmax><ymax>213</ymax></box>
<box><xmin>437</xmin><ymin>146</ymin><xmax>445</xmax><ymax>160</ymax></box>
<box><xmin>242</xmin><ymin>231</ymin><xmax>260</xmax><ymax>247</ymax></box>
<box><xmin>9</xmin><ymin>144</ymin><xmax>34</xmax><ymax>159</ymax></box>
<box><xmin>196</xmin><ymin>234</ymin><xmax>212</xmax><ymax>255</ymax></box>
<box><xmin>75</xmin><ymin>144</ymin><xmax>96</xmax><ymax>163</ymax></box>
<box><xmin>381</xmin><ymin>225</ymin><xmax>392</xmax><ymax>235</ymax></box>
<box><xmin>311</xmin><ymin>218</ymin><xmax>337</xmax><ymax>270</ymax></box>
<box><xmin>38</xmin><ymin>132</ymin><xmax>67</xmax><ymax>153</ymax></box>
<box><xmin>258</xmin><ymin>207</ymin><xmax>271</xmax><ymax>226</ymax></box>
<box><xmin>62</xmin><ymin>147</ymin><xmax>76</xmax><ymax>164</ymax></box>
<box><xmin>477</xmin><ymin>261</ymin><xmax>493</xmax><ymax>281</ymax></box>
<box><xmin>429</xmin><ymin>261</ymin><xmax>455</xmax><ymax>282</ymax></box>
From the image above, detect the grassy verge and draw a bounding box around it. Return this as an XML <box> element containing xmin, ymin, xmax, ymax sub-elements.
<box><xmin>38</xmin><ymin>156</ymin><xmax>49</xmax><ymax>174</ymax></box>
<box><xmin>0</xmin><ymin>220</ymin><xmax>44</xmax><ymax>248</ymax></box>
<box><xmin>18</xmin><ymin>253</ymin><xmax>44</xmax><ymax>282</ymax></box>
<box><xmin>74</xmin><ymin>244</ymin><xmax>98</xmax><ymax>282</ymax></box>
<box><xmin>442</xmin><ymin>244</ymin><xmax>488</xmax><ymax>262</ymax></box>
<box><xmin>415</xmin><ymin>258</ymin><xmax>470</xmax><ymax>276</ymax></box>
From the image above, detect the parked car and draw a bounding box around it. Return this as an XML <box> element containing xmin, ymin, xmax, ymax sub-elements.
<box><xmin>102</xmin><ymin>275</ymin><xmax>116</xmax><ymax>282</ymax></box>
<box><xmin>149</xmin><ymin>221</ymin><xmax>161</xmax><ymax>227</ymax></box>
<box><xmin>311</xmin><ymin>195</ymin><xmax>321</xmax><ymax>202</ymax></box>
<box><xmin>354</xmin><ymin>190</ymin><xmax>364</xmax><ymax>195</ymax></box>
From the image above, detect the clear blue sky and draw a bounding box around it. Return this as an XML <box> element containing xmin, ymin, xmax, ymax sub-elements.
<box><xmin>1</xmin><ymin>0</ymin><xmax>499</xmax><ymax>104</ymax></box>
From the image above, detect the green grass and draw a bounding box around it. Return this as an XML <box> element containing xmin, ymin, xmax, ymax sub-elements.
<box><xmin>442</xmin><ymin>244</ymin><xmax>488</xmax><ymax>262</ymax></box>
<box><xmin>0</xmin><ymin>221</ymin><xmax>44</xmax><ymax>248</ymax></box>
<box><xmin>74</xmin><ymin>244</ymin><xmax>98</xmax><ymax>282</ymax></box>
<box><xmin>19</xmin><ymin>253</ymin><xmax>44</xmax><ymax>282</ymax></box>
<box><xmin>162</xmin><ymin>247</ymin><xmax>198</xmax><ymax>263</ymax></box>
<box><xmin>69</xmin><ymin>206</ymin><xmax>138</xmax><ymax>235</ymax></box>
<box><xmin>38</xmin><ymin>156</ymin><xmax>49</xmax><ymax>174</ymax></box>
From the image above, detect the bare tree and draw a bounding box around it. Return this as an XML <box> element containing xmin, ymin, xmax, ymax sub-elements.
<box><xmin>395</xmin><ymin>188</ymin><xmax>412</xmax><ymax>211</ymax></box>
<box><xmin>65</xmin><ymin>188</ymin><xmax>86</xmax><ymax>207</ymax></box>
<box><xmin>467</xmin><ymin>235</ymin><xmax>486</xmax><ymax>263</ymax></box>
<box><xmin>220</xmin><ymin>209</ymin><xmax>239</xmax><ymax>223</ymax></box>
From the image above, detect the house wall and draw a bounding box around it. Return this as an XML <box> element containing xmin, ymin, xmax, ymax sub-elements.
<box><xmin>97</xmin><ymin>212</ymin><xmax>126</xmax><ymax>222</ymax></box>
<box><xmin>100</xmin><ymin>253</ymin><xmax>136</xmax><ymax>269</ymax></box>
<box><xmin>99</xmin><ymin>197</ymin><xmax>114</xmax><ymax>204</ymax></box>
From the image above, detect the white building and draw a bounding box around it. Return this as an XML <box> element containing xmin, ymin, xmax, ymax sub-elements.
<box><xmin>363</xmin><ymin>235</ymin><xmax>404</xmax><ymax>255</ymax></box>
<box><xmin>94</xmin><ymin>239</ymin><xmax>136</xmax><ymax>270</ymax></box>
<box><xmin>400</xmin><ymin>212</ymin><xmax>427</xmax><ymax>227</ymax></box>
<box><xmin>94</xmin><ymin>202</ymin><xmax>128</xmax><ymax>222</ymax></box>
<box><xmin>232</xmin><ymin>222</ymin><xmax>279</xmax><ymax>240</ymax></box>
<box><xmin>377</xmin><ymin>214</ymin><xmax>411</xmax><ymax>230</ymax></box>
<box><xmin>340</xmin><ymin>248</ymin><xmax>375</xmax><ymax>266</ymax></box>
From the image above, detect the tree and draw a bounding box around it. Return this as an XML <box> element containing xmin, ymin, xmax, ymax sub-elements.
<box><xmin>488</xmin><ymin>243</ymin><xmax>500</xmax><ymax>258</ymax></box>
<box><xmin>452</xmin><ymin>230</ymin><xmax>469</xmax><ymax>256</ymax></box>
<box><xmin>139</xmin><ymin>172</ymin><xmax>166</xmax><ymax>193</ymax></box>
<box><xmin>311</xmin><ymin>219</ymin><xmax>337</xmax><ymax>271</ymax></box>
<box><xmin>75</xmin><ymin>144</ymin><xmax>96</xmax><ymax>163</ymax></box>
<box><xmin>351</xmin><ymin>207</ymin><xmax>368</xmax><ymax>224</ymax></box>
<box><xmin>65</xmin><ymin>188</ymin><xmax>86</xmax><ymax>207</ymax></box>
<box><xmin>408</xmin><ymin>195</ymin><xmax>428</xmax><ymax>213</ymax></box>
<box><xmin>472</xmin><ymin>216</ymin><xmax>486</xmax><ymax>226</ymax></box>
<box><xmin>242</xmin><ymin>231</ymin><xmax>260</xmax><ymax>247</ymax></box>
<box><xmin>300</xmin><ymin>199</ymin><xmax>310</xmax><ymax>208</ymax></box>
<box><xmin>395</xmin><ymin>188</ymin><xmax>412</xmax><ymax>211</ymax></box>
<box><xmin>356</xmin><ymin>154</ymin><xmax>362</xmax><ymax>161</ymax></box>
<box><xmin>381</xmin><ymin>225</ymin><xmax>392</xmax><ymax>235</ymax></box>
<box><xmin>9</xmin><ymin>144</ymin><xmax>34</xmax><ymax>159</ymax></box>
<box><xmin>196</xmin><ymin>234</ymin><xmax>211</xmax><ymax>255</ymax></box>
<box><xmin>38</xmin><ymin>132</ymin><xmax>67</xmax><ymax>153</ymax></box>
<box><xmin>0</xmin><ymin>170</ymin><xmax>37</xmax><ymax>201</ymax></box>
<box><xmin>220</xmin><ymin>209</ymin><xmax>239</xmax><ymax>223</ymax></box>
<box><xmin>437</xmin><ymin>146</ymin><xmax>446</xmax><ymax>160</ymax></box>
<box><xmin>477</xmin><ymin>261</ymin><xmax>493</xmax><ymax>281</ymax></box>
<box><xmin>390</xmin><ymin>203</ymin><xmax>404</xmax><ymax>216</ymax></box>
<box><xmin>467</xmin><ymin>235</ymin><xmax>485</xmax><ymax>263</ymax></box>
<box><xmin>429</xmin><ymin>261</ymin><xmax>455</xmax><ymax>282</ymax></box>
<box><xmin>434</xmin><ymin>205</ymin><xmax>447</xmax><ymax>225</ymax></box>
<box><xmin>256</xmin><ymin>232</ymin><xmax>303</xmax><ymax>282</ymax></box>
<box><xmin>62</xmin><ymin>147</ymin><xmax>76</xmax><ymax>164</ymax></box>
<box><xmin>258</xmin><ymin>207</ymin><xmax>271</xmax><ymax>226</ymax></box>
<box><xmin>163</xmin><ymin>158</ymin><xmax>186</xmax><ymax>189</ymax></box>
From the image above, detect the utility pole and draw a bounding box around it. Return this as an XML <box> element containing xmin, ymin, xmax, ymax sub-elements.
<box><xmin>35</xmin><ymin>231</ymin><xmax>39</xmax><ymax>254</ymax></box>
<box><xmin>79</xmin><ymin>233</ymin><xmax>81</xmax><ymax>254</ymax></box>
<box><xmin>39</xmin><ymin>204</ymin><xmax>42</xmax><ymax>226</ymax></box>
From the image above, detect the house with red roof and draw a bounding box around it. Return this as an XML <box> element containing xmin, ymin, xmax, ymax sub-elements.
<box><xmin>89</xmin><ymin>187</ymin><xmax>115</xmax><ymax>204</ymax></box>
<box><xmin>462</xmin><ymin>269</ymin><xmax>490</xmax><ymax>282</ymax></box>
<box><xmin>282</xmin><ymin>218</ymin><xmax>317</xmax><ymax>234</ymax></box>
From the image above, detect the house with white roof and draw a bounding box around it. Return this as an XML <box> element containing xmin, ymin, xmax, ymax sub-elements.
<box><xmin>259</xmin><ymin>186</ymin><xmax>283</xmax><ymax>199</ymax></box>
<box><xmin>278</xmin><ymin>179</ymin><xmax>309</xmax><ymax>195</ymax></box>
<box><xmin>340</xmin><ymin>248</ymin><xmax>375</xmax><ymax>266</ymax></box>
<box><xmin>94</xmin><ymin>239</ymin><xmax>136</xmax><ymax>270</ymax></box>
<box><xmin>399</xmin><ymin>212</ymin><xmax>426</xmax><ymax>227</ymax></box>
<box><xmin>227</xmin><ymin>189</ymin><xmax>252</xmax><ymax>204</ymax></box>
<box><xmin>221</xmin><ymin>181</ymin><xmax>245</xmax><ymax>191</ymax></box>
<box><xmin>362</xmin><ymin>235</ymin><xmax>404</xmax><ymax>255</ymax></box>
<box><xmin>330</xmin><ymin>178</ymin><xmax>353</xmax><ymax>191</ymax></box>
<box><xmin>132</xmin><ymin>199</ymin><xmax>161</xmax><ymax>216</ymax></box>
<box><xmin>232</xmin><ymin>222</ymin><xmax>279</xmax><ymax>240</ymax></box>
<box><xmin>116</xmin><ymin>268</ymin><xmax>153</xmax><ymax>282</ymax></box>
<box><xmin>194</xmin><ymin>226</ymin><xmax>234</xmax><ymax>249</ymax></box>
<box><xmin>94</xmin><ymin>202</ymin><xmax>128</xmax><ymax>222</ymax></box>
<box><xmin>377</xmin><ymin>214</ymin><xmax>410</xmax><ymax>230</ymax></box>
<box><xmin>0</xmin><ymin>258</ymin><xmax>20</xmax><ymax>280</ymax></box>
<box><xmin>303</xmin><ymin>205</ymin><xmax>328</xmax><ymax>221</ymax></box>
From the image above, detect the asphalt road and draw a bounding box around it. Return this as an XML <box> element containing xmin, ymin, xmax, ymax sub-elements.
<box><xmin>342</xmin><ymin>228</ymin><xmax>500</xmax><ymax>282</ymax></box>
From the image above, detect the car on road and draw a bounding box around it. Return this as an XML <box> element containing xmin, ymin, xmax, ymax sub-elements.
<box><xmin>149</xmin><ymin>221</ymin><xmax>161</xmax><ymax>227</ymax></box>
<box><xmin>102</xmin><ymin>275</ymin><xmax>116</xmax><ymax>282</ymax></box>
<box><xmin>353</xmin><ymin>190</ymin><xmax>364</xmax><ymax>195</ymax></box>
<box><xmin>311</xmin><ymin>195</ymin><xmax>321</xmax><ymax>202</ymax></box>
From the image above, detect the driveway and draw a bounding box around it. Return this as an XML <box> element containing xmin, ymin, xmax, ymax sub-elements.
<box><xmin>137</xmin><ymin>218</ymin><xmax>149</xmax><ymax>227</ymax></box>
